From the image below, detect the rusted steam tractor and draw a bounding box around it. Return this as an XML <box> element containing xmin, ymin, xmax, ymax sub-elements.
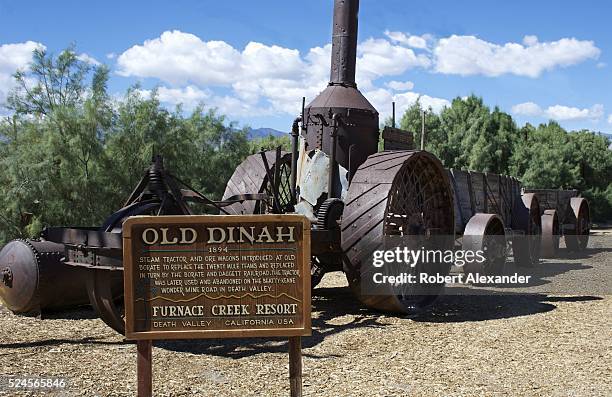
<box><xmin>0</xmin><ymin>0</ymin><xmax>590</xmax><ymax>334</ymax></box>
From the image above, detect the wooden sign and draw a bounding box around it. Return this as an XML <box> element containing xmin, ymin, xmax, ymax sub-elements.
<box><xmin>123</xmin><ymin>214</ymin><xmax>311</xmax><ymax>340</ymax></box>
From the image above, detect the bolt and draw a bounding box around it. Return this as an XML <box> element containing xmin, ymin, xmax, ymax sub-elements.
<box><xmin>1</xmin><ymin>267</ymin><xmax>13</xmax><ymax>288</ymax></box>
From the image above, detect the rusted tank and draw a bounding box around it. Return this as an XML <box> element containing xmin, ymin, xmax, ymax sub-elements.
<box><xmin>0</xmin><ymin>239</ymin><xmax>90</xmax><ymax>313</ymax></box>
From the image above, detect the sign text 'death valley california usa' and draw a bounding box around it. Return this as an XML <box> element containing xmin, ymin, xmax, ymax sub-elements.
<box><xmin>123</xmin><ymin>215</ymin><xmax>311</xmax><ymax>340</ymax></box>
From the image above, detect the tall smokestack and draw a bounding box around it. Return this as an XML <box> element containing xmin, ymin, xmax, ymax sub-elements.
<box><xmin>330</xmin><ymin>0</ymin><xmax>359</xmax><ymax>86</ymax></box>
<box><xmin>303</xmin><ymin>0</ymin><xmax>379</xmax><ymax>178</ymax></box>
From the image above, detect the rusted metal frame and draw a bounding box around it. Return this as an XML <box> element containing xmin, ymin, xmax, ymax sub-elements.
<box><xmin>163</xmin><ymin>170</ymin><xmax>193</xmax><ymax>216</ymax></box>
<box><xmin>274</xmin><ymin>146</ymin><xmax>282</xmax><ymax>201</ymax></box>
<box><xmin>310</xmin><ymin>228</ymin><xmax>341</xmax><ymax>256</ymax></box>
<box><xmin>102</xmin><ymin>201</ymin><xmax>161</xmax><ymax>232</ymax></box>
<box><xmin>122</xmin><ymin>169</ymin><xmax>149</xmax><ymax>207</ymax></box>
<box><xmin>290</xmin><ymin>103</ymin><xmax>303</xmax><ymax>204</ymax></box>
<box><xmin>181</xmin><ymin>190</ymin><xmax>267</xmax><ymax>207</ymax></box>
<box><xmin>260</xmin><ymin>150</ymin><xmax>282</xmax><ymax>213</ymax></box>
<box><xmin>43</xmin><ymin>227</ymin><xmax>123</xmax><ymax>249</ymax></box>
<box><xmin>64</xmin><ymin>244</ymin><xmax>123</xmax><ymax>270</ymax></box>
<box><xmin>171</xmin><ymin>174</ymin><xmax>230</xmax><ymax>215</ymax></box>
<box><xmin>328</xmin><ymin>114</ymin><xmax>342</xmax><ymax>199</ymax></box>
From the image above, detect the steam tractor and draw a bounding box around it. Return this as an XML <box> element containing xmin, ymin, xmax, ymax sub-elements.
<box><xmin>0</xmin><ymin>0</ymin><xmax>590</xmax><ymax>334</ymax></box>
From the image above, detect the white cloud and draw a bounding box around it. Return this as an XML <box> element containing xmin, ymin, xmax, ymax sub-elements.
<box><xmin>115</xmin><ymin>30</ymin><xmax>602</xmax><ymax>120</ymax></box>
<box><xmin>608</xmin><ymin>114</ymin><xmax>612</xmax><ymax>124</ymax></box>
<box><xmin>597</xmin><ymin>62</ymin><xmax>606</xmax><ymax>69</ymax></box>
<box><xmin>434</xmin><ymin>35</ymin><xmax>600</xmax><ymax>77</ymax></box>
<box><xmin>357</xmin><ymin>38</ymin><xmax>430</xmax><ymax>88</ymax></box>
<box><xmin>106</xmin><ymin>52</ymin><xmax>116</xmax><ymax>60</ymax></box>
<box><xmin>76</xmin><ymin>53</ymin><xmax>101</xmax><ymax>66</ymax></box>
<box><xmin>0</xmin><ymin>41</ymin><xmax>45</xmax><ymax>106</ymax></box>
<box><xmin>545</xmin><ymin>104</ymin><xmax>603</xmax><ymax>121</ymax></box>
<box><xmin>513</xmin><ymin>101</ymin><xmax>604</xmax><ymax>121</ymax></box>
<box><xmin>157</xmin><ymin>85</ymin><xmax>209</xmax><ymax>106</ymax></box>
<box><xmin>384</xmin><ymin>31</ymin><xmax>431</xmax><ymax>49</ymax></box>
<box><xmin>116</xmin><ymin>30</ymin><xmax>434</xmax><ymax>117</ymax></box>
<box><xmin>118</xmin><ymin>31</ymin><xmax>242</xmax><ymax>86</ymax></box>
<box><xmin>365</xmin><ymin>87</ymin><xmax>449</xmax><ymax>122</ymax></box>
<box><xmin>512</xmin><ymin>102</ymin><xmax>542</xmax><ymax>116</ymax></box>
<box><xmin>386</xmin><ymin>80</ymin><xmax>414</xmax><ymax>91</ymax></box>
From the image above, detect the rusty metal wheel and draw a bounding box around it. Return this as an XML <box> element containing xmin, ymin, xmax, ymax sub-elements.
<box><xmin>541</xmin><ymin>209</ymin><xmax>560</xmax><ymax>258</ymax></box>
<box><xmin>565</xmin><ymin>197</ymin><xmax>590</xmax><ymax>251</ymax></box>
<box><xmin>86</xmin><ymin>201</ymin><xmax>161</xmax><ymax>335</ymax></box>
<box><xmin>513</xmin><ymin>193</ymin><xmax>541</xmax><ymax>267</ymax></box>
<box><xmin>86</xmin><ymin>269</ymin><xmax>125</xmax><ymax>334</ymax></box>
<box><xmin>222</xmin><ymin>151</ymin><xmax>334</xmax><ymax>289</ymax></box>
<box><xmin>462</xmin><ymin>214</ymin><xmax>506</xmax><ymax>277</ymax></box>
<box><xmin>222</xmin><ymin>151</ymin><xmax>293</xmax><ymax>215</ymax></box>
<box><xmin>341</xmin><ymin>151</ymin><xmax>454</xmax><ymax>314</ymax></box>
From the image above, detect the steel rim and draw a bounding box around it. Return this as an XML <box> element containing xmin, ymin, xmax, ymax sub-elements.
<box><xmin>383</xmin><ymin>154</ymin><xmax>454</xmax><ymax>309</ymax></box>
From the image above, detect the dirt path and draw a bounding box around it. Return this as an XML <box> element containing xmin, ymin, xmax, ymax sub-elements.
<box><xmin>0</xmin><ymin>237</ymin><xmax>610</xmax><ymax>396</ymax></box>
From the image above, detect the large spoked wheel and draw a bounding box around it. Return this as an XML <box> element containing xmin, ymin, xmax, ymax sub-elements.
<box><xmin>462</xmin><ymin>214</ymin><xmax>506</xmax><ymax>277</ymax></box>
<box><xmin>222</xmin><ymin>151</ymin><xmax>293</xmax><ymax>215</ymax></box>
<box><xmin>341</xmin><ymin>151</ymin><xmax>455</xmax><ymax>314</ymax></box>
<box><xmin>223</xmin><ymin>150</ymin><xmax>332</xmax><ymax>290</ymax></box>
<box><xmin>513</xmin><ymin>193</ymin><xmax>541</xmax><ymax>267</ymax></box>
<box><xmin>541</xmin><ymin>209</ymin><xmax>560</xmax><ymax>258</ymax></box>
<box><xmin>565</xmin><ymin>197</ymin><xmax>590</xmax><ymax>251</ymax></box>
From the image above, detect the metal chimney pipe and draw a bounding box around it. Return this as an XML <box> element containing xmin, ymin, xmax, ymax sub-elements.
<box><xmin>330</xmin><ymin>0</ymin><xmax>359</xmax><ymax>86</ymax></box>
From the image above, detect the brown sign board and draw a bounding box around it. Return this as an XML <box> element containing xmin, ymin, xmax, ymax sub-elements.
<box><xmin>123</xmin><ymin>214</ymin><xmax>311</xmax><ymax>340</ymax></box>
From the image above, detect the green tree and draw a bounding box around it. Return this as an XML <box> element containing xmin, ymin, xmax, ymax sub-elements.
<box><xmin>0</xmin><ymin>47</ymin><xmax>253</xmax><ymax>244</ymax></box>
<box><xmin>248</xmin><ymin>133</ymin><xmax>291</xmax><ymax>154</ymax></box>
<box><xmin>398</xmin><ymin>100</ymin><xmax>443</xmax><ymax>155</ymax></box>
<box><xmin>568</xmin><ymin>131</ymin><xmax>612</xmax><ymax>221</ymax></box>
<box><xmin>0</xmin><ymin>48</ymin><xmax>112</xmax><ymax>241</ymax></box>
<box><xmin>510</xmin><ymin>121</ymin><xmax>580</xmax><ymax>189</ymax></box>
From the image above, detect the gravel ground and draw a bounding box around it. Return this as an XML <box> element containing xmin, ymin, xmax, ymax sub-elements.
<box><xmin>0</xmin><ymin>232</ymin><xmax>610</xmax><ymax>397</ymax></box>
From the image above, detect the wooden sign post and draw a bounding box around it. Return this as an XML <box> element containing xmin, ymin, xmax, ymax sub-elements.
<box><xmin>123</xmin><ymin>214</ymin><xmax>311</xmax><ymax>397</ymax></box>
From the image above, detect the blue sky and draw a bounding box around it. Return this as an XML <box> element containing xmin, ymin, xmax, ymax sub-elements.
<box><xmin>1</xmin><ymin>0</ymin><xmax>611</xmax><ymax>133</ymax></box>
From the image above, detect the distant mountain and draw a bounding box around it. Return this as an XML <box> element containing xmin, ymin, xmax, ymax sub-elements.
<box><xmin>247</xmin><ymin>128</ymin><xmax>288</xmax><ymax>139</ymax></box>
<box><xmin>600</xmin><ymin>133</ymin><xmax>612</xmax><ymax>150</ymax></box>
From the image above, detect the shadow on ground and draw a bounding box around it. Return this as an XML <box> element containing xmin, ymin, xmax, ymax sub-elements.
<box><xmin>1</xmin><ymin>242</ymin><xmax>607</xmax><ymax>357</ymax></box>
<box><xmin>0</xmin><ymin>336</ymin><xmax>124</xmax><ymax>350</ymax></box>
<box><xmin>0</xmin><ymin>287</ymin><xmax>602</xmax><ymax>356</ymax></box>
<box><xmin>413</xmin><ymin>293</ymin><xmax>602</xmax><ymax>323</ymax></box>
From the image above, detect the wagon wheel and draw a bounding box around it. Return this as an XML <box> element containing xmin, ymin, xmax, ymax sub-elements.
<box><xmin>86</xmin><ymin>269</ymin><xmax>125</xmax><ymax>334</ymax></box>
<box><xmin>223</xmin><ymin>150</ymin><xmax>335</xmax><ymax>289</ymax></box>
<box><xmin>540</xmin><ymin>209</ymin><xmax>560</xmax><ymax>258</ymax></box>
<box><xmin>86</xmin><ymin>201</ymin><xmax>164</xmax><ymax>335</ymax></box>
<box><xmin>462</xmin><ymin>214</ymin><xmax>506</xmax><ymax>277</ymax></box>
<box><xmin>222</xmin><ymin>151</ymin><xmax>293</xmax><ymax>215</ymax></box>
<box><xmin>565</xmin><ymin>197</ymin><xmax>590</xmax><ymax>251</ymax></box>
<box><xmin>513</xmin><ymin>193</ymin><xmax>541</xmax><ymax>267</ymax></box>
<box><xmin>341</xmin><ymin>151</ymin><xmax>454</xmax><ymax>314</ymax></box>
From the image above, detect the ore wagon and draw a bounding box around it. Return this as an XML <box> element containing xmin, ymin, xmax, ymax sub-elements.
<box><xmin>523</xmin><ymin>189</ymin><xmax>590</xmax><ymax>256</ymax></box>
